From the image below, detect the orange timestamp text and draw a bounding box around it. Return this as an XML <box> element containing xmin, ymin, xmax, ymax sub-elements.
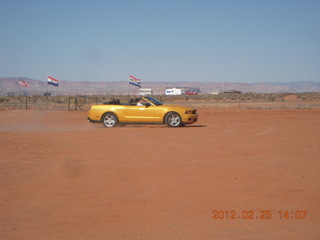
<box><xmin>212</xmin><ymin>210</ymin><xmax>307</xmax><ymax>220</ymax></box>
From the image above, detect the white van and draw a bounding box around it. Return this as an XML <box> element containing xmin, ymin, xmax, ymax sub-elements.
<box><xmin>165</xmin><ymin>88</ymin><xmax>185</xmax><ymax>95</ymax></box>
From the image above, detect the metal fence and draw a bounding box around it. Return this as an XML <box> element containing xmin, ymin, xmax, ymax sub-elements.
<box><xmin>0</xmin><ymin>96</ymin><xmax>92</xmax><ymax>111</ymax></box>
<box><xmin>1</xmin><ymin>94</ymin><xmax>320</xmax><ymax>111</ymax></box>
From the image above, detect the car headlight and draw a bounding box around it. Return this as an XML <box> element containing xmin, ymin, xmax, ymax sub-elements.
<box><xmin>185</xmin><ymin>110</ymin><xmax>193</xmax><ymax>114</ymax></box>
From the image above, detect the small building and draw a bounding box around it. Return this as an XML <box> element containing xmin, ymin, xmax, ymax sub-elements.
<box><xmin>223</xmin><ymin>90</ymin><xmax>242</xmax><ymax>94</ymax></box>
<box><xmin>7</xmin><ymin>92</ymin><xmax>18</xmax><ymax>96</ymax></box>
<box><xmin>210</xmin><ymin>87</ymin><xmax>222</xmax><ymax>95</ymax></box>
<box><xmin>165</xmin><ymin>88</ymin><xmax>186</xmax><ymax>95</ymax></box>
<box><xmin>139</xmin><ymin>88</ymin><xmax>153</xmax><ymax>96</ymax></box>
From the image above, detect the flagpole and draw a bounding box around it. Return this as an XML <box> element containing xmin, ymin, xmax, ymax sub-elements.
<box><xmin>18</xmin><ymin>78</ymin><xmax>21</xmax><ymax>96</ymax></box>
<box><xmin>128</xmin><ymin>81</ymin><xmax>131</xmax><ymax>98</ymax></box>
<box><xmin>46</xmin><ymin>79</ymin><xmax>49</xmax><ymax>110</ymax></box>
<box><xmin>18</xmin><ymin>77</ymin><xmax>22</xmax><ymax>109</ymax></box>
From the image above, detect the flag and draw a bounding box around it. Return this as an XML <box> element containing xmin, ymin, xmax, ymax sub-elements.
<box><xmin>129</xmin><ymin>75</ymin><xmax>141</xmax><ymax>88</ymax></box>
<box><xmin>18</xmin><ymin>78</ymin><xmax>31</xmax><ymax>88</ymax></box>
<box><xmin>47</xmin><ymin>76</ymin><xmax>59</xmax><ymax>87</ymax></box>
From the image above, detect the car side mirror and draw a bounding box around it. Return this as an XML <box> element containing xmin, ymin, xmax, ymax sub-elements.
<box><xmin>145</xmin><ymin>103</ymin><xmax>151</xmax><ymax>107</ymax></box>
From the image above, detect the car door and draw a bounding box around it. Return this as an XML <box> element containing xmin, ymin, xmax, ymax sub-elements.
<box><xmin>122</xmin><ymin>105</ymin><xmax>155</xmax><ymax>122</ymax></box>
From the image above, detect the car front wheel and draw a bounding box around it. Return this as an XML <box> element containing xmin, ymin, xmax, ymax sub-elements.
<box><xmin>165</xmin><ymin>112</ymin><xmax>182</xmax><ymax>127</ymax></box>
<box><xmin>102</xmin><ymin>113</ymin><xmax>119</xmax><ymax>128</ymax></box>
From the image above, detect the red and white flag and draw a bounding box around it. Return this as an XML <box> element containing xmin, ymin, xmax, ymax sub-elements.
<box><xmin>18</xmin><ymin>79</ymin><xmax>31</xmax><ymax>88</ymax></box>
<box><xmin>129</xmin><ymin>75</ymin><xmax>141</xmax><ymax>88</ymax></box>
<box><xmin>47</xmin><ymin>76</ymin><xmax>59</xmax><ymax>87</ymax></box>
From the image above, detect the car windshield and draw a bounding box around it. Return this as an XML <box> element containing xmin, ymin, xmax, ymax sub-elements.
<box><xmin>145</xmin><ymin>96</ymin><xmax>163</xmax><ymax>106</ymax></box>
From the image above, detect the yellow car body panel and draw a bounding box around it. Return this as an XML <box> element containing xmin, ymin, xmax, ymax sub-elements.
<box><xmin>87</xmin><ymin>96</ymin><xmax>198</xmax><ymax>127</ymax></box>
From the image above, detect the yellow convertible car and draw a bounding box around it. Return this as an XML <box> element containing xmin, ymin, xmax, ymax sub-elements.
<box><xmin>87</xmin><ymin>96</ymin><xmax>198</xmax><ymax>128</ymax></box>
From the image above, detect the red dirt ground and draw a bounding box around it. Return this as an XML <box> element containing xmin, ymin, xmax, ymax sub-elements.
<box><xmin>0</xmin><ymin>108</ymin><xmax>319</xmax><ymax>240</ymax></box>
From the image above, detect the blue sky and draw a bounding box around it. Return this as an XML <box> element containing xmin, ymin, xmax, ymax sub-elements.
<box><xmin>1</xmin><ymin>0</ymin><xmax>319</xmax><ymax>83</ymax></box>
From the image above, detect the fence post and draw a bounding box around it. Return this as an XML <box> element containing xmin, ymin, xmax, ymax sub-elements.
<box><xmin>74</xmin><ymin>96</ymin><xmax>82</xmax><ymax>111</ymax></box>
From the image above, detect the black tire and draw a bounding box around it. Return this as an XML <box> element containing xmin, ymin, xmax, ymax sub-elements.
<box><xmin>102</xmin><ymin>113</ymin><xmax>119</xmax><ymax>128</ymax></box>
<box><xmin>165</xmin><ymin>112</ymin><xmax>182</xmax><ymax>127</ymax></box>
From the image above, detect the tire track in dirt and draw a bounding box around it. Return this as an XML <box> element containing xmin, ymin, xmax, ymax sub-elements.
<box><xmin>75</xmin><ymin>166</ymin><xmax>119</xmax><ymax>239</ymax></box>
<box><xmin>211</xmin><ymin>122</ymin><xmax>276</xmax><ymax>140</ymax></box>
<box><xmin>83</xmin><ymin>171</ymin><xmax>117</xmax><ymax>230</ymax></box>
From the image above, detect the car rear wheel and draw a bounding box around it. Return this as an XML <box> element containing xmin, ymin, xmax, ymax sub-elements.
<box><xmin>102</xmin><ymin>113</ymin><xmax>119</xmax><ymax>128</ymax></box>
<box><xmin>165</xmin><ymin>112</ymin><xmax>182</xmax><ymax>127</ymax></box>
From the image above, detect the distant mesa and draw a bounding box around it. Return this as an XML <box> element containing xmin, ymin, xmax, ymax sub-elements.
<box><xmin>0</xmin><ymin>77</ymin><xmax>319</xmax><ymax>95</ymax></box>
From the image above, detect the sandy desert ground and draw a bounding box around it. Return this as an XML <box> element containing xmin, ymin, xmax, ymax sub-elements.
<box><xmin>0</xmin><ymin>107</ymin><xmax>319</xmax><ymax>240</ymax></box>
